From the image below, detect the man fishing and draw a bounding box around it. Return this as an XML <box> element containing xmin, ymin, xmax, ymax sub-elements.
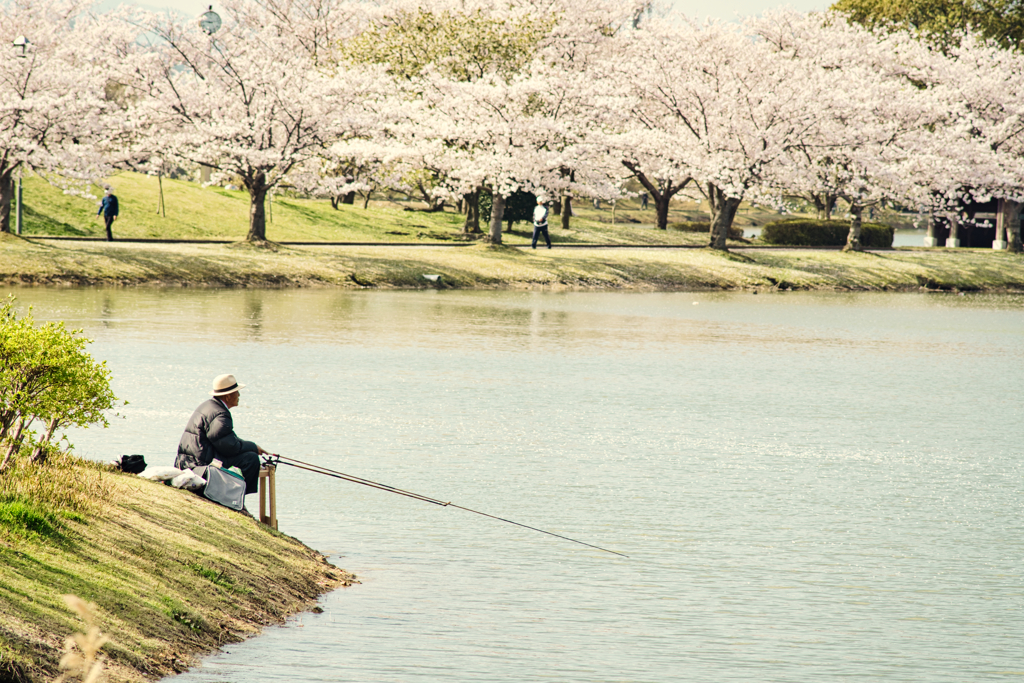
<box><xmin>176</xmin><ymin>374</ymin><xmax>269</xmax><ymax>504</ymax></box>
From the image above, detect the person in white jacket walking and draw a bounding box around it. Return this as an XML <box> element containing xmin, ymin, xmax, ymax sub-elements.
<box><xmin>532</xmin><ymin>196</ymin><xmax>551</xmax><ymax>249</ymax></box>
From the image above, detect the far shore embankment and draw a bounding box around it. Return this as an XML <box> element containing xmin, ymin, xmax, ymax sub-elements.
<box><xmin>3</xmin><ymin>232</ymin><xmax>1024</xmax><ymax>292</ymax></box>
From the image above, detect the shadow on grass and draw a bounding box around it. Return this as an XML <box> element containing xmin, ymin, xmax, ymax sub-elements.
<box><xmin>23</xmin><ymin>205</ymin><xmax>91</xmax><ymax>236</ymax></box>
<box><xmin>504</xmin><ymin>226</ymin><xmax>593</xmax><ymax>245</ymax></box>
<box><xmin>274</xmin><ymin>200</ymin><xmax>337</xmax><ymax>224</ymax></box>
<box><xmin>0</xmin><ymin>499</ymin><xmax>77</xmax><ymax>547</ymax></box>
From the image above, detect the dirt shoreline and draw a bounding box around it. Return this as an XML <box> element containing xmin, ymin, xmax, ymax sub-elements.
<box><xmin>3</xmin><ymin>233</ymin><xmax>1024</xmax><ymax>292</ymax></box>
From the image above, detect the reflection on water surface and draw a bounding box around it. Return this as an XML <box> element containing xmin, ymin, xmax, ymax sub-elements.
<box><xmin>6</xmin><ymin>288</ymin><xmax>1023</xmax><ymax>683</ymax></box>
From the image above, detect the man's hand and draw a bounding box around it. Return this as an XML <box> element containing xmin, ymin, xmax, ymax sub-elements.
<box><xmin>257</xmin><ymin>445</ymin><xmax>269</xmax><ymax>455</ymax></box>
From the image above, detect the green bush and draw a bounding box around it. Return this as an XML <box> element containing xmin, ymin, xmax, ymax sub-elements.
<box><xmin>760</xmin><ymin>219</ymin><xmax>893</xmax><ymax>247</ymax></box>
<box><xmin>668</xmin><ymin>222</ymin><xmax>744</xmax><ymax>240</ymax></box>
<box><xmin>0</xmin><ymin>296</ymin><xmax>122</xmax><ymax>471</ymax></box>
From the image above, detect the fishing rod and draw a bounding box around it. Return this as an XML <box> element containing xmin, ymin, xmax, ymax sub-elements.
<box><xmin>263</xmin><ymin>454</ymin><xmax>628</xmax><ymax>558</ymax></box>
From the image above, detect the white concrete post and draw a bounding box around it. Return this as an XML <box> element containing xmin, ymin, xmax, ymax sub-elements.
<box><xmin>993</xmin><ymin>199</ymin><xmax>1008</xmax><ymax>249</ymax></box>
<box><xmin>923</xmin><ymin>212</ymin><xmax>939</xmax><ymax>247</ymax></box>
<box><xmin>945</xmin><ymin>211</ymin><xmax>959</xmax><ymax>248</ymax></box>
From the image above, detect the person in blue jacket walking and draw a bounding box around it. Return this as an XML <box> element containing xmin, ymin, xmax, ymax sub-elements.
<box><xmin>97</xmin><ymin>188</ymin><xmax>119</xmax><ymax>241</ymax></box>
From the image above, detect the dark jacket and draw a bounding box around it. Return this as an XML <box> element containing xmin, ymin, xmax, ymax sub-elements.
<box><xmin>98</xmin><ymin>194</ymin><xmax>119</xmax><ymax>217</ymax></box>
<box><xmin>175</xmin><ymin>398</ymin><xmax>257</xmax><ymax>471</ymax></box>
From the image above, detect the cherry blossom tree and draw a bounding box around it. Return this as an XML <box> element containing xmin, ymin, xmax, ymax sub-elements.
<box><xmin>0</xmin><ymin>0</ymin><xmax>111</xmax><ymax>234</ymax></box>
<box><xmin>927</xmin><ymin>33</ymin><xmax>1024</xmax><ymax>250</ymax></box>
<box><xmin>339</xmin><ymin>0</ymin><xmax>639</xmax><ymax>242</ymax></box>
<box><xmin>756</xmin><ymin>11</ymin><xmax>1020</xmax><ymax>251</ymax></box>
<box><xmin>752</xmin><ymin>11</ymin><xmax>953</xmax><ymax>250</ymax></box>
<box><xmin>108</xmin><ymin>0</ymin><xmax>380</xmax><ymax>243</ymax></box>
<box><xmin>604</xmin><ymin>16</ymin><xmax>836</xmax><ymax>250</ymax></box>
<box><xmin>338</xmin><ymin>0</ymin><xmax>556</xmax><ymax>242</ymax></box>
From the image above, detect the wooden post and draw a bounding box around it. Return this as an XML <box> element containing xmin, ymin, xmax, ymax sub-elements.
<box><xmin>258</xmin><ymin>465</ymin><xmax>277</xmax><ymax>529</ymax></box>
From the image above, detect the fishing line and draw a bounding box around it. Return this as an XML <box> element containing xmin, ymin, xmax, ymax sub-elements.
<box><xmin>265</xmin><ymin>454</ymin><xmax>628</xmax><ymax>558</ymax></box>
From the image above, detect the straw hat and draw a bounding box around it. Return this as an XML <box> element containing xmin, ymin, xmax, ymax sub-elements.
<box><xmin>210</xmin><ymin>374</ymin><xmax>245</xmax><ymax>396</ymax></box>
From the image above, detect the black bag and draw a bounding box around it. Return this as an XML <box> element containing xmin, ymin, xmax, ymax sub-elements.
<box><xmin>119</xmin><ymin>455</ymin><xmax>147</xmax><ymax>474</ymax></box>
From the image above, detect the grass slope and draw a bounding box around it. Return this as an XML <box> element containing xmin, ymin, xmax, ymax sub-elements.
<box><xmin>0</xmin><ymin>455</ymin><xmax>354</xmax><ymax>683</ymax></box>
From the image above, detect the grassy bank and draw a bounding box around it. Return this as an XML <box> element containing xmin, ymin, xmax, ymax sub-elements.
<box><xmin>3</xmin><ymin>232</ymin><xmax>1024</xmax><ymax>291</ymax></box>
<box><xmin>0</xmin><ymin>454</ymin><xmax>355</xmax><ymax>683</ymax></box>
<box><xmin>5</xmin><ymin>170</ymin><xmax>1022</xmax><ymax>291</ymax></box>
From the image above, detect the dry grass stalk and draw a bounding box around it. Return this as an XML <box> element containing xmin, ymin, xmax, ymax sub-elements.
<box><xmin>56</xmin><ymin>594</ymin><xmax>109</xmax><ymax>683</ymax></box>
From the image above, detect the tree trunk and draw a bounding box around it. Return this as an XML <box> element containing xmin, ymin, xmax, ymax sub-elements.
<box><xmin>707</xmin><ymin>184</ymin><xmax>740</xmax><ymax>251</ymax></box>
<box><xmin>824</xmin><ymin>194</ymin><xmax>836</xmax><ymax>221</ymax></box>
<box><xmin>0</xmin><ymin>416</ymin><xmax>29</xmax><ymax>472</ymax></box>
<box><xmin>362</xmin><ymin>192</ymin><xmax>371</xmax><ymax>209</ymax></box>
<box><xmin>844</xmin><ymin>202</ymin><xmax>864</xmax><ymax>252</ymax></box>
<box><xmin>552</xmin><ymin>199</ymin><xmax>561</xmax><ymax>216</ymax></box>
<box><xmin>623</xmin><ymin>162</ymin><xmax>689</xmax><ymax>232</ymax></box>
<box><xmin>488</xmin><ymin>192</ymin><xmax>505</xmax><ymax>244</ymax></box>
<box><xmin>812</xmin><ymin>194</ymin><xmax>826</xmax><ymax>220</ymax></box>
<box><xmin>330</xmin><ymin>196</ymin><xmax>340</xmax><ymax>210</ymax></box>
<box><xmin>655</xmin><ymin>196</ymin><xmax>670</xmax><ymax>231</ymax></box>
<box><xmin>709</xmin><ymin>199</ymin><xmax>740</xmax><ymax>250</ymax></box>
<box><xmin>0</xmin><ymin>169</ymin><xmax>13</xmax><ymax>234</ymax></box>
<box><xmin>463</xmin><ymin>190</ymin><xmax>480</xmax><ymax>234</ymax></box>
<box><xmin>415</xmin><ymin>182</ymin><xmax>438</xmax><ymax>209</ymax></box>
<box><xmin>246</xmin><ymin>171</ymin><xmax>269</xmax><ymax>242</ymax></box>
<box><xmin>556</xmin><ymin>169</ymin><xmax>574</xmax><ymax>225</ymax></box>
<box><xmin>29</xmin><ymin>418</ymin><xmax>59</xmax><ymax>464</ymax></box>
<box><xmin>1002</xmin><ymin>199</ymin><xmax>1021</xmax><ymax>253</ymax></box>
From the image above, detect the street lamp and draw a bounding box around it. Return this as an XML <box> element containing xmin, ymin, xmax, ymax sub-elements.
<box><xmin>198</xmin><ymin>6</ymin><xmax>222</xmax><ymax>35</ymax></box>
<box><xmin>12</xmin><ymin>36</ymin><xmax>29</xmax><ymax>58</ymax></box>
<box><xmin>12</xmin><ymin>37</ymin><xmax>29</xmax><ymax>234</ymax></box>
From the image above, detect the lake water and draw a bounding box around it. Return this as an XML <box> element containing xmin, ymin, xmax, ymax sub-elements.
<box><xmin>7</xmin><ymin>288</ymin><xmax>1023</xmax><ymax>682</ymax></box>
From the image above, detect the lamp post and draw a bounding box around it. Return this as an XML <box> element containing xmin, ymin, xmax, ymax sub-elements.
<box><xmin>12</xmin><ymin>36</ymin><xmax>29</xmax><ymax>58</ymax></box>
<box><xmin>12</xmin><ymin>37</ymin><xmax>29</xmax><ymax>235</ymax></box>
<box><xmin>15</xmin><ymin>173</ymin><xmax>22</xmax><ymax>236</ymax></box>
<box><xmin>198</xmin><ymin>6</ymin><xmax>222</xmax><ymax>35</ymax></box>
<box><xmin>196</xmin><ymin>8</ymin><xmax>221</xmax><ymax>187</ymax></box>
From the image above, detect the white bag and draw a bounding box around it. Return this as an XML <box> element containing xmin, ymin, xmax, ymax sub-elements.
<box><xmin>171</xmin><ymin>469</ymin><xmax>206</xmax><ymax>491</ymax></box>
<box><xmin>138</xmin><ymin>466</ymin><xmax>183</xmax><ymax>481</ymax></box>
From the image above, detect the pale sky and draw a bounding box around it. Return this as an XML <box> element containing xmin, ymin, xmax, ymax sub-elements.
<box><xmin>98</xmin><ymin>0</ymin><xmax>829</xmax><ymax>23</ymax></box>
